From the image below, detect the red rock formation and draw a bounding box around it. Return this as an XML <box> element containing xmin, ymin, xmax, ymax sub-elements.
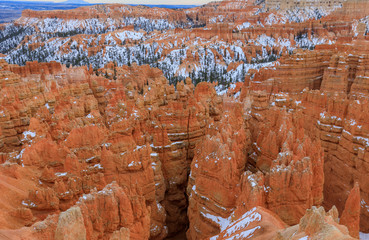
<box><xmin>186</xmin><ymin>89</ymin><xmax>326</xmax><ymax>239</ymax></box>
<box><xmin>0</xmin><ymin>182</ymin><xmax>151</xmax><ymax>240</ymax></box>
<box><xmin>241</xmin><ymin>36</ymin><xmax>369</xmax><ymax>233</ymax></box>
<box><xmin>2</xmin><ymin>0</ymin><xmax>369</xmax><ymax>238</ymax></box>
<box><xmin>186</xmin><ymin>102</ymin><xmax>250</xmax><ymax>239</ymax></box>
<box><xmin>340</xmin><ymin>182</ymin><xmax>361</xmax><ymax>238</ymax></box>
<box><xmin>276</xmin><ymin>206</ymin><xmax>356</xmax><ymax>240</ymax></box>
<box><xmin>0</xmin><ymin>59</ymin><xmax>231</xmax><ymax>239</ymax></box>
<box><xmin>211</xmin><ymin>206</ymin><xmax>287</xmax><ymax>240</ymax></box>
<box><xmin>211</xmin><ymin>205</ymin><xmax>357</xmax><ymax>240</ymax></box>
<box><xmin>245</xmin><ymin>91</ymin><xmax>325</xmax><ymax>225</ymax></box>
<box><xmin>20</xmin><ymin>4</ymin><xmax>188</xmax><ymax>23</ymax></box>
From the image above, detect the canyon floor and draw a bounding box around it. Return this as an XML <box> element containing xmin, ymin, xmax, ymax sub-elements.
<box><xmin>0</xmin><ymin>0</ymin><xmax>369</xmax><ymax>239</ymax></box>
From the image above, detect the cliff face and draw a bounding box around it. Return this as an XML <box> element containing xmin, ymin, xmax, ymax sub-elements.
<box><xmin>0</xmin><ymin>56</ymin><xmax>361</xmax><ymax>240</ymax></box>
<box><xmin>0</xmin><ymin>59</ymin><xmax>224</xmax><ymax>238</ymax></box>
<box><xmin>186</xmin><ymin>102</ymin><xmax>250</xmax><ymax>239</ymax></box>
<box><xmin>246</xmin><ymin>50</ymin><xmax>369</xmax><ymax>234</ymax></box>
<box><xmin>20</xmin><ymin>4</ymin><xmax>189</xmax><ymax>24</ymax></box>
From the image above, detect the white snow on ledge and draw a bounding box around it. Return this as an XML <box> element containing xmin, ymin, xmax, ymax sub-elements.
<box><xmin>55</xmin><ymin>172</ymin><xmax>67</xmax><ymax>177</ymax></box>
<box><xmin>237</xmin><ymin>22</ymin><xmax>251</xmax><ymax>31</ymax></box>
<box><xmin>115</xmin><ymin>31</ymin><xmax>144</xmax><ymax>43</ymax></box>
<box><xmin>23</xmin><ymin>131</ymin><xmax>36</xmax><ymax>138</ymax></box>
<box><xmin>207</xmin><ymin>207</ymin><xmax>262</xmax><ymax>240</ymax></box>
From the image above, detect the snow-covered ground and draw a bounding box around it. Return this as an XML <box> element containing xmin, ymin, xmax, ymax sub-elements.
<box><xmin>0</xmin><ymin>4</ymin><xmax>341</xmax><ymax>90</ymax></box>
<box><xmin>208</xmin><ymin>207</ymin><xmax>262</xmax><ymax>240</ymax></box>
